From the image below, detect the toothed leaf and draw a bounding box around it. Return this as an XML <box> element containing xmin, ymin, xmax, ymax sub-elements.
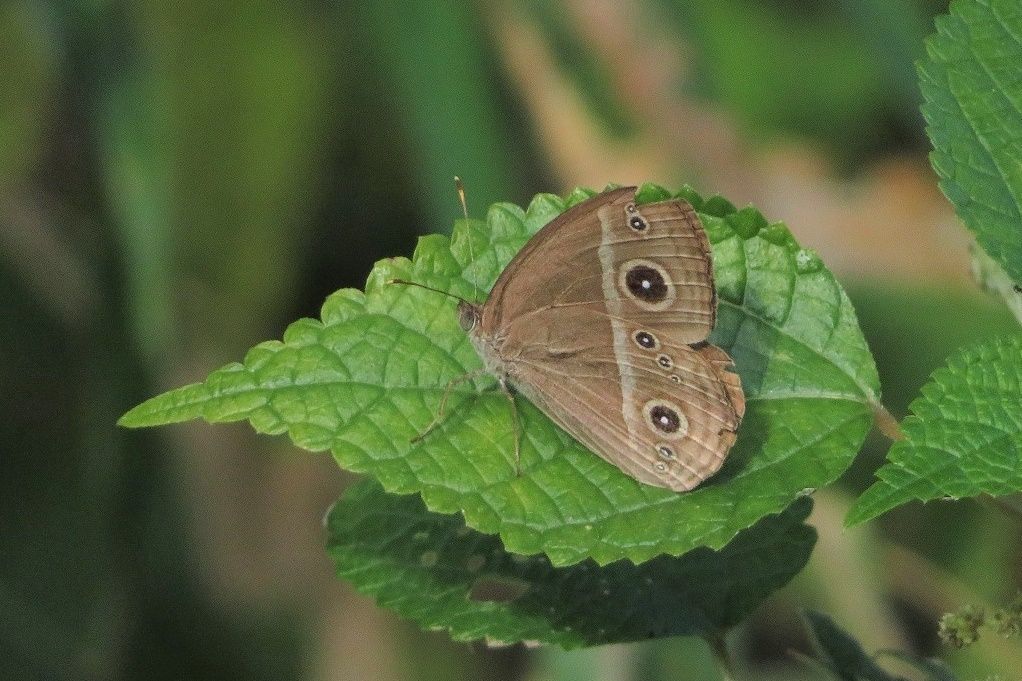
<box><xmin>326</xmin><ymin>479</ymin><xmax>815</xmax><ymax>648</ymax></box>
<box><xmin>848</xmin><ymin>336</ymin><xmax>1022</xmax><ymax>525</ymax></box>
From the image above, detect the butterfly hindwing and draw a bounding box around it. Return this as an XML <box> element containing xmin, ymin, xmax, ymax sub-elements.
<box><xmin>511</xmin><ymin>335</ymin><xmax>741</xmax><ymax>491</ymax></box>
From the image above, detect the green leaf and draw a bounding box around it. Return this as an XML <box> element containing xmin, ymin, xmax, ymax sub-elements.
<box><xmin>326</xmin><ymin>479</ymin><xmax>816</xmax><ymax>649</ymax></box>
<box><xmin>920</xmin><ymin>0</ymin><xmax>1022</xmax><ymax>282</ymax></box>
<box><xmin>803</xmin><ymin>611</ymin><xmax>899</xmax><ymax>681</ymax></box>
<box><xmin>121</xmin><ymin>184</ymin><xmax>879</xmax><ymax>566</ymax></box>
<box><xmin>847</xmin><ymin>336</ymin><xmax>1022</xmax><ymax>525</ymax></box>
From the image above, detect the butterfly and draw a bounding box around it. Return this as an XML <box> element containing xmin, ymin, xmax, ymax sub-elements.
<box><xmin>403</xmin><ymin>186</ymin><xmax>744</xmax><ymax>492</ymax></box>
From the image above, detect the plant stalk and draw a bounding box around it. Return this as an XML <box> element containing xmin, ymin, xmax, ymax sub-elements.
<box><xmin>872</xmin><ymin>402</ymin><xmax>904</xmax><ymax>441</ymax></box>
<box><xmin>707</xmin><ymin>632</ymin><xmax>736</xmax><ymax>681</ymax></box>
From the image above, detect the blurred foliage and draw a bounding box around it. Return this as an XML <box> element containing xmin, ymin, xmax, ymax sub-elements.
<box><xmin>522</xmin><ymin>1</ymin><xmax>636</xmax><ymax>139</ymax></box>
<box><xmin>353</xmin><ymin>0</ymin><xmax>549</xmax><ymax>231</ymax></box>
<box><xmin>1</xmin><ymin>0</ymin><xmax>1018</xmax><ymax>679</ymax></box>
<box><xmin>656</xmin><ymin>0</ymin><xmax>935</xmax><ymax>163</ymax></box>
<box><xmin>101</xmin><ymin>0</ymin><xmax>337</xmax><ymax>357</ymax></box>
<box><xmin>0</xmin><ymin>2</ymin><xmax>58</xmax><ymax>190</ymax></box>
<box><xmin>803</xmin><ymin>610</ymin><xmax>958</xmax><ymax>680</ymax></box>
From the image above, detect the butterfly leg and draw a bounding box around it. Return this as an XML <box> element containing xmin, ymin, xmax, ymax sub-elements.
<box><xmin>411</xmin><ymin>368</ymin><xmax>487</xmax><ymax>444</ymax></box>
<box><xmin>499</xmin><ymin>377</ymin><xmax>522</xmax><ymax>477</ymax></box>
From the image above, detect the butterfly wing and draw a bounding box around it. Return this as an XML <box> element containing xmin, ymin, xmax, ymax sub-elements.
<box><xmin>510</xmin><ymin>336</ymin><xmax>743</xmax><ymax>491</ymax></box>
<box><xmin>477</xmin><ymin>186</ymin><xmax>742</xmax><ymax>491</ymax></box>
<box><xmin>482</xmin><ymin>187</ymin><xmax>715</xmax><ymax>344</ymax></box>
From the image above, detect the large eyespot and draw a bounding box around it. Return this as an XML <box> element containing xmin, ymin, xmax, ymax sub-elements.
<box><xmin>628</xmin><ymin>215</ymin><xmax>648</xmax><ymax>232</ymax></box>
<box><xmin>644</xmin><ymin>399</ymin><xmax>689</xmax><ymax>440</ymax></box>
<box><xmin>618</xmin><ymin>259</ymin><xmax>676</xmax><ymax>310</ymax></box>
<box><xmin>625</xmin><ymin>266</ymin><xmax>666</xmax><ymax>300</ymax></box>
<box><xmin>651</xmin><ymin>406</ymin><xmax>681</xmax><ymax>432</ymax></box>
<box><xmin>632</xmin><ymin>330</ymin><xmax>659</xmax><ymax>350</ymax></box>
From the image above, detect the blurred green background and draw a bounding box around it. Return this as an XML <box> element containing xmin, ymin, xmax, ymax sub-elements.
<box><xmin>3</xmin><ymin>0</ymin><xmax>1020</xmax><ymax>679</ymax></box>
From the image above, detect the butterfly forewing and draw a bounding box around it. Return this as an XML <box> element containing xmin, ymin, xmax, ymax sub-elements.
<box><xmin>482</xmin><ymin>187</ymin><xmax>633</xmax><ymax>331</ymax></box>
<box><xmin>481</xmin><ymin>188</ymin><xmax>715</xmax><ymax>345</ymax></box>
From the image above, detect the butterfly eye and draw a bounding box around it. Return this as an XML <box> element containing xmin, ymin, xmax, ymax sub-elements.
<box><xmin>633</xmin><ymin>330</ymin><xmax>659</xmax><ymax>350</ymax></box>
<box><xmin>457</xmin><ymin>302</ymin><xmax>480</xmax><ymax>331</ymax></box>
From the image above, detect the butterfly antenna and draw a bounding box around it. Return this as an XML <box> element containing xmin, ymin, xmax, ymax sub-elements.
<box><xmin>455</xmin><ymin>176</ymin><xmax>480</xmax><ymax>302</ymax></box>
<box><xmin>388</xmin><ymin>278</ymin><xmax>471</xmax><ymax>306</ymax></box>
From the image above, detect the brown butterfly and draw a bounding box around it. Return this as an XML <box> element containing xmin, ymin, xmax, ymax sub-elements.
<box><xmin>404</xmin><ymin>186</ymin><xmax>744</xmax><ymax>491</ymax></box>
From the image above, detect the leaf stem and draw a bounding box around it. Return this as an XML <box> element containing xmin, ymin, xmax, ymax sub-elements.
<box><xmin>872</xmin><ymin>403</ymin><xmax>904</xmax><ymax>442</ymax></box>
<box><xmin>707</xmin><ymin>632</ymin><xmax>736</xmax><ymax>681</ymax></box>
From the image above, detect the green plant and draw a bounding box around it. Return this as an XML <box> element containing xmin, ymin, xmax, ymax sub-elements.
<box><xmin>119</xmin><ymin>0</ymin><xmax>1022</xmax><ymax>676</ymax></box>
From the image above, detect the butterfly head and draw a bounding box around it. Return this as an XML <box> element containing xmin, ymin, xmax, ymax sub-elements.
<box><xmin>457</xmin><ymin>301</ymin><xmax>482</xmax><ymax>332</ymax></box>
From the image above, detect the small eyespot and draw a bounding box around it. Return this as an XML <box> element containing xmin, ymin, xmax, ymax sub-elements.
<box><xmin>669</xmin><ymin>374</ymin><xmax>681</xmax><ymax>383</ymax></box>
<box><xmin>654</xmin><ymin>462</ymin><xmax>667</xmax><ymax>472</ymax></box>
<box><xmin>633</xmin><ymin>330</ymin><xmax>659</xmax><ymax>350</ymax></box>
<box><xmin>657</xmin><ymin>354</ymin><xmax>673</xmax><ymax>369</ymax></box>
<box><xmin>625</xmin><ymin>202</ymin><xmax>637</xmax><ymax>214</ymax></box>
<box><xmin>628</xmin><ymin>215</ymin><xmax>648</xmax><ymax>232</ymax></box>
<box><xmin>657</xmin><ymin>445</ymin><xmax>675</xmax><ymax>460</ymax></box>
